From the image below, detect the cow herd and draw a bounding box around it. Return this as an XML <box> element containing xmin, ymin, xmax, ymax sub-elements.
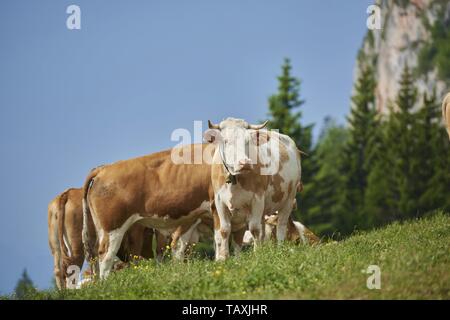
<box><xmin>48</xmin><ymin>118</ymin><xmax>321</xmax><ymax>289</ymax></box>
<box><xmin>49</xmin><ymin>100</ymin><xmax>450</xmax><ymax>290</ymax></box>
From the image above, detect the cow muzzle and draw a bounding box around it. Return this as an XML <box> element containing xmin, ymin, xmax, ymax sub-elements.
<box><xmin>234</xmin><ymin>158</ymin><xmax>253</xmax><ymax>173</ymax></box>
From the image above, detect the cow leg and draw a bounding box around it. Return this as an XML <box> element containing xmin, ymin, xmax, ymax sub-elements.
<box><xmin>155</xmin><ymin>230</ymin><xmax>169</xmax><ymax>262</ymax></box>
<box><xmin>49</xmin><ymin>228</ymin><xmax>64</xmax><ymax>289</ymax></box>
<box><xmin>98</xmin><ymin>232</ymin><xmax>124</xmax><ymax>279</ymax></box>
<box><xmin>214</xmin><ymin>196</ymin><xmax>231</xmax><ymax>261</ymax></box>
<box><xmin>249</xmin><ymin>197</ymin><xmax>265</xmax><ymax>250</ymax></box>
<box><xmin>99</xmin><ymin>216</ymin><xmax>141</xmax><ymax>279</ymax></box>
<box><xmin>52</xmin><ymin>250</ymin><xmax>64</xmax><ymax>290</ymax></box>
<box><xmin>276</xmin><ymin>205</ymin><xmax>291</xmax><ymax>243</ymax></box>
<box><xmin>173</xmin><ymin>219</ymin><xmax>201</xmax><ymax>260</ymax></box>
<box><xmin>211</xmin><ymin>205</ymin><xmax>221</xmax><ymax>261</ymax></box>
<box><xmin>231</xmin><ymin>228</ymin><xmax>245</xmax><ymax>257</ymax></box>
<box><xmin>141</xmin><ymin>228</ymin><xmax>154</xmax><ymax>259</ymax></box>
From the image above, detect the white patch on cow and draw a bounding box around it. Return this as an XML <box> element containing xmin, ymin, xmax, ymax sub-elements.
<box><xmin>214</xmin><ymin>193</ymin><xmax>232</xmax><ymax>261</ymax></box>
<box><xmin>63</xmin><ymin>232</ymin><xmax>72</xmax><ymax>258</ymax></box>
<box><xmin>242</xmin><ymin>230</ymin><xmax>254</xmax><ymax>245</ymax></box>
<box><xmin>217</xmin><ymin>181</ymin><xmax>255</xmax><ymax>215</ymax></box>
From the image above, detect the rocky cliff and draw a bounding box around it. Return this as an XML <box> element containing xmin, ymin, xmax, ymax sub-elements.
<box><xmin>355</xmin><ymin>0</ymin><xmax>450</xmax><ymax>114</ymax></box>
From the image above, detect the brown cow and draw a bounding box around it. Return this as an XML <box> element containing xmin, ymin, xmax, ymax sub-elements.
<box><xmin>82</xmin><ymin>144</ymin><xmax>219</xmax><ymax>278</ymax></box>
<box><xmin>443</xmin><ymin>92</ymin><xmax>450</xmax><ymax>139</ymax></box>
<box><xmin>48</xmin><ymin>188</ymin><xmax>154</xmax><ymax>289</ymax></box>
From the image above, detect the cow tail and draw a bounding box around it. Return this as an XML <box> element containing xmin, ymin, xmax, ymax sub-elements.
<box><xmin>57</xmin><ymin>190</ymin><xmax>70</xmax><ymax>277</ymax></box>
<box><xmin>82</xmin><ymin>167</ymin><xmax>100</xmax><ymax>275</ymax></box>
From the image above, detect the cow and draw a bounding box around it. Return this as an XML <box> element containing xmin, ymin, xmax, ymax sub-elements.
<box><xmin>82</xmin><ymin>144</ymin><xmax>220</xmax><ymax>279</ymax></box>
<box><xmin>243</xmin><ymin>214</ymin><xmax>320</xmax><ymax>246</ymax></box>
<box><xmin>48</xmin><ymin>188</ymin><xmax>89</xmax><ymax>289</ymax></box>
<box><xmin>48</xmin><ymin>188</ymin><xmax>154</xmax><ymax>289</ymax></box>
<box><xmin>443</xmin><ymin>92</ymin><xmax>450</xmax><ymax>139</ymax></box>
<box><xmin>206</xmin><ymin>118</ymin><xmax>302</xmax><ymax>260</ymax></box>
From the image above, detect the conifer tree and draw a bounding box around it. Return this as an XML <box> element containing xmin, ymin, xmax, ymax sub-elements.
<box><xmin>386</xmin><ymin>64</ymin><xmax>420</xmax><ymax>219</ymax></box>
<box><xmin>303</xmin><ymin>118</ymin><xmax>348</xmax><ymax>236</ymax></box>
<box><xmin>364</xmin><ymin>119</ymin><xmax>392</xmax><ymax>226</ymax></box>
<box><xmin>339</xmin><ymin>65</ymin><xmax>377</xmax><ymax>233</ymax></box>
<box><xmin>14</xmin><ymin>269</ymin><xmax>36</xmax><ymax>299</ymax></box>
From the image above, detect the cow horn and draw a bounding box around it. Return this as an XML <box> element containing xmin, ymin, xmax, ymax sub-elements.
<box><xmin>208</xmin><ymin>120</ymin><xmax>220</xmax><ymax>130</ymax></box>
<box><xmin>248</xmin><ymin>120</ymin><xmax>268</xmax><ymax>130</ymax></box>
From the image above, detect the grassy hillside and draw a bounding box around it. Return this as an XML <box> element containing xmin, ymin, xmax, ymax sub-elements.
<box><xmin>10</xmin><ymin>212</ymin><xmax>450</xmax><ymax>299</ymax></box>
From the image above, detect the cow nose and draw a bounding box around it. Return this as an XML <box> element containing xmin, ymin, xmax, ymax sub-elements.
<box><xmin>239</xmin><ymin>158</ymin><xmax>251</xmax><ymax>165</ymax></box>
<box><xmin>237</xmin><ymin>158</ymin><xmax>252</xmax><ymax>171</ymax></box>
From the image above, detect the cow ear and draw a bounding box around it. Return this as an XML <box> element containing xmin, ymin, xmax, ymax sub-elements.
<box><xmin>251</xmin><ymin>130</ymin><xmax>270</xmax><ymax>146</ymax></box>
<box><xmin>203</xmin><ymin>129</ymin><xmax>222</xmax><ymax>144</ymax></box>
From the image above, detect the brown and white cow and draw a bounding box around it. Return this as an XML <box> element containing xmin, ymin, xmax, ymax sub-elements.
<box><xmin>48</xmin><ymin>188</ymin><xmax>154</xmax><ymax>289</ymax></box>
<box><xmin>243</xmin><ymin>214</ymin><xmax>320</xmax><ymax>246</ymax></box>
<box><xmin>443</xmin><ymin>92</ymin><xmax>450</xmax><ymax>139</ymax></box>
<box><xmin>82</xmin><ymin>144</ymin><xmax>219</xmax><ymax>278</ymax></box>
<box><xmin>206</xmin><ymin>118</ymin><xmax>302</xmax><ymax>260</ymax></box>
<box><xmin>48</xmin><ymin>188</ymin><xmax>89</xmax><ymax>289</ymax></box>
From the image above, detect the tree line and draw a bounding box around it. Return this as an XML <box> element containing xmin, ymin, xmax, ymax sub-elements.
<box><xmin>266</xmin><ymin>58</ymin><xmax>450</xmax><ymax>238</ymax></box>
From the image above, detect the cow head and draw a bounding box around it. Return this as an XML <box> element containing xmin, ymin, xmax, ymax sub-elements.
<box><xmin>204</xmin><ymin>118</ymin><xmax>270</xmax><ymax>176</ymax></box>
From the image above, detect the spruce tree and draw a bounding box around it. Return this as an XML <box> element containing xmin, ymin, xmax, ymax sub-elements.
<box><xmin>364</xmin><ymin>119</ymin><xmax>393</xmax><ymax>226</ymax></box>
<box><xmin>386</xmin><ymin>64</ymin><xmax>420</xmax><ymax>219</ymax></box>
<box><xmin>14</xmin><ymin>269</ymin><xmax>36</xmax><ymax>299</ymax></box>
<box><xmin>415</xmin><ymin>91</ymin><xmax>439</xmax><ymax>212</ymax></box>
<box><xmin>304</xmin><ymin>118</ymin><xmax>348</xmax><ymax>236</ymax></box>
<box><xmin>265</xmin><ymin>58</ymin><xmax>314</xmax><ymax>220</ymax></box>
<box><xmin>365</xmin><ymin>65</ymin><xmax>420</xmax><ymax>225</ymax></box>
<box><xmin>339</xmin><ymin>65</ymin><xmax>377</xmax><ymax>233</ymax></box>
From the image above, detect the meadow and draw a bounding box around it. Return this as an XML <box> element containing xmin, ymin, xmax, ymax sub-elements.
<box><xmin>6</xmin><ymin>211</ymin><xmax>449</xmax><ymax>300</ymax></box>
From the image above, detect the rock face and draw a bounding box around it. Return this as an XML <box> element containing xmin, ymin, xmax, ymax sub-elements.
<box><xmin>355</xmin><ymin>0</ymin><xmax>450</xmax><ymax>114</ymax></box>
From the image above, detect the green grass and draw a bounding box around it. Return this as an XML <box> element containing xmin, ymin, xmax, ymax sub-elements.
<box><xmin>9</xmin><ymin>212</ymin><xmax>450</xmax><ymax>299</ymax></box>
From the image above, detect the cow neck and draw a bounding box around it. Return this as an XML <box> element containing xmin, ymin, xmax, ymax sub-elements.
<box><xmin>219</xmin><ymin>142</ymin><xmax>237</xmax><ymax>185</ymax></box>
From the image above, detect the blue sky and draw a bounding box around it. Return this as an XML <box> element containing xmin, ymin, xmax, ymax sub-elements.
<box><xmin>0</xmin><ymin>0</ymin><xmax>372</xmax><ymax>294</ymax></box>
